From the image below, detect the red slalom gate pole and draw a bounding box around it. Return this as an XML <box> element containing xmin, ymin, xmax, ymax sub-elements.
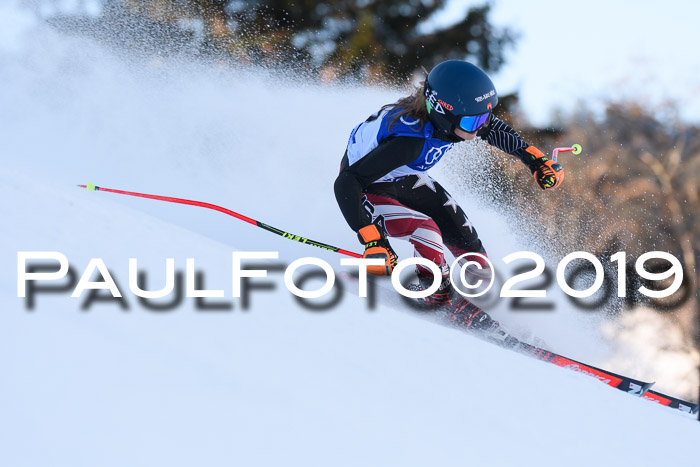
<box><xmin>78</xmin><ymin>183</ymin><xmax>362</xmax><ymax>259</ymax></box>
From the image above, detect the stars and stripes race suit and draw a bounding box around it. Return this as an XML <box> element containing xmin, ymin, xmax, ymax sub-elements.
<box><xmin>334</xmin><ymin>107</ymin><xmax>544</xmax><ymax>336</ymax></box>
<box><xmin>335</xmin><ymin>107</ymin><xmax>536</xmax><ymax>282</ymax></box>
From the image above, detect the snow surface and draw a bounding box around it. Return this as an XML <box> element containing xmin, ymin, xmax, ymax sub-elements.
<box><xmin>2</xmin><ymin>4</ymin><xmax>698</xmax><ymax>466</ymax></box>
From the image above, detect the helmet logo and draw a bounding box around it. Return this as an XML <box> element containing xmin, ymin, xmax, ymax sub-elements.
<box><xmin>475</xmin><ymin>89</ymin><xmax>496</xmax><ymax>103</ymax></box>
<box><xmin>426</xmin><ymin>89</ymin><xmax>446</xmax><ymax>115</ymax></box>
<box><xmin>438</xmin><ymin>99</ymin><xmax>453</xmax><ymax>111</ymax></box>
<box><xmin>487</xmin><ymin>102</ymin><xmax>493</xmax><ymax>111</ymax></box>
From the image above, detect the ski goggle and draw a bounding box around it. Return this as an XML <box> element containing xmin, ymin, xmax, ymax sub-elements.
<box><xmin>458</xmin><ymin>112</ymin><xmax>491</xmax><ymax>133</ymax></box>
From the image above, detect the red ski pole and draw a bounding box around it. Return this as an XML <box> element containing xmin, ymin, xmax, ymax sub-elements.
<box><xmin>551</xmin><ymin>143</ymin><xmax>583</xmax><ymax>162</ymax></box>
<box><xmin>78</xmin><ymin>183</ymin><xmax>362</xmax><ymax>258</ymax></box>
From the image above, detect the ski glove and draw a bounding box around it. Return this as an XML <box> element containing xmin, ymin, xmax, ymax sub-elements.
<box><xmin>525</xmin><ymin>146</ymin><xmax>565</xmax><ymax>190</ymax></box>
<box><xmin>358</xmin><ymin>222</ymin><xmax>398</xmax><ymax>276</ymax></box>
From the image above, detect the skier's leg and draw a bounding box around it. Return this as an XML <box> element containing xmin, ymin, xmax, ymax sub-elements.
<box><xmin>370</xmin><ymin>175</ymin><xmax>489</xmax><ymax>272</ymax></box>
<box><xmin>390</xmin><ymin>176</ymin><xmax>491</xmax><ymax>282</ymax></box>
<box><xmin>411</xmin><ymin>181</ymin><xmax>497</xmax><ymax>292</ymax></box>
<box><xmin>366</xmin><ymin>178</ymin><xmax>515</xmax><ymax>342</ymax></box>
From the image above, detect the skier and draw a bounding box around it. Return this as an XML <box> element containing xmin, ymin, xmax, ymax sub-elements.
<box><xmin>334</xmin><ymin>60</ymin><xmax>563</xmax><ymax>339</ymax></box>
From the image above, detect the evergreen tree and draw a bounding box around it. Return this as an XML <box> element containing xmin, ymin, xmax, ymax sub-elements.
<box><xmin>123</xmin><ymin>0</ymin><xmax>515</xmax><ymax>82</ymax></box>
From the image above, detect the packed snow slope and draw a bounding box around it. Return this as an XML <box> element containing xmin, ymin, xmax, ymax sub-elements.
<box><xmin>2</xmin><ymin>5</ymin><xmax>698</xmax><ymax>467</ymax></box>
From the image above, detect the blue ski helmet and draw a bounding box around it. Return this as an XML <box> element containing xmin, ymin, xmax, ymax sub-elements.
<box><xmin>424</xmin><ymin>60</ymin><xmax>498</xmax><ymax>140</ymax></box>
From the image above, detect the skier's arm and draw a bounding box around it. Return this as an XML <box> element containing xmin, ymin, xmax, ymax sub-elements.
<box><xmin>477</xmin><ymin>115</ymin><xmax>532</xmax><ymax>164</ymax></box>
<box><xmin>334</xmin><ymin>136</ymin><xmax>425</xmax><ymax>233</ymax></box>
<box><xmin>477</xmin><ymin>115</ymin><xmax>564</xmax><ymax>190</ymax></box>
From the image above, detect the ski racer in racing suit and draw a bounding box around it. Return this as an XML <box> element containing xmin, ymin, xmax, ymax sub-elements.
<box><xmin>334</xmin><ymin>60</ymin><xmax>564</xmax><ymax>334</ymax></box>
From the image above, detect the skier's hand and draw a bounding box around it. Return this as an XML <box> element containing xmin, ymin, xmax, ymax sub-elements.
<box><xmin>525</xmin><ymin>146</ymin><xmax>564</xmax><ymax>190</ymax></box>
<box><xmin>358</xmin><ymin>223</ymin><xmax>398</xmax><ymax>276</ymax></box>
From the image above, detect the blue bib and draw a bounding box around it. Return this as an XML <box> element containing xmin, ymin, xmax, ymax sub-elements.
<box><xmin>346</xmin><ymin>107</ymin><xmax>454</xmax><ymax>182</ymax></box>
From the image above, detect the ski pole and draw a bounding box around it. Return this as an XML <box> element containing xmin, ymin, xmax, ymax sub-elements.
<box><xmin>551</xmin><ymin>143</ymin><xmax>582</xmax><ymax>163</ymax></box>
<box><xmin>78</xmin><ymin>183</ymin><xmax>362</xmax><ymax>258</ymax></box>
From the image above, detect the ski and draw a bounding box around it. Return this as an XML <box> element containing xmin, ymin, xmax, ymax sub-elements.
<box><xmin>515</xmin><ymin>341</ymin><xmax>654</xmax><ymax>395</ymax></box>
<box><xmin>643</xmin><ymin>389</ymin><xmax>699</xmax><ymax>415</ymax></box>
<box><xmin>339</xmin><ymin>273</ymin><xmax>697</xmax><ymax>416</ymax></box>
<box><xmin>500</xmin><ymin>338</ymin><xmax>697</xmax><ymax>416</ymax></box>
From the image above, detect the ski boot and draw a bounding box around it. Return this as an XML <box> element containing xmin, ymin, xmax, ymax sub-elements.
<box><xmin>406</xmin><ymin>273</ymin><xmax>455</xmax><ymax>309</ymax></box>
<box><xmin>447</xmin><ymin>297</ymin><xmax>519</xmax><ymax>348</ymax></box>
<box><xmin>407</xmin><ymin>273</ymin><xmax>518</xmax><ymax>347</ymax></box>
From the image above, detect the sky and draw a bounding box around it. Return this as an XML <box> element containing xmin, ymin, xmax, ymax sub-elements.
<box><xmin>457</xmin><ymin>0</ymin><xmax>700</xmax><ymax>126</ymax></box>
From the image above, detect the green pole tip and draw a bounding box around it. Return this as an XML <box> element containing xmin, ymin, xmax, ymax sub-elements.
<box><xmin>86</xmin><ymin>182</ymin><xmax>96</xmax><ymax>191</ymax></box>
<box><xmin>572</xmin><ymin>143</ymin><xmax>582</xmax><ymax>155</ymax></box>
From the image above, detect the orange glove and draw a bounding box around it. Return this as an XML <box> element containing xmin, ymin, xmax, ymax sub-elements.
<box><xmin>358</xmin><ymin>223</ymin><xmax>398</xmax><ymax>276</ymax></box>
<box><xmin>525</xmin><ymin>146</ymin><xmax>564</xmax><ymax>190</ymax></box>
